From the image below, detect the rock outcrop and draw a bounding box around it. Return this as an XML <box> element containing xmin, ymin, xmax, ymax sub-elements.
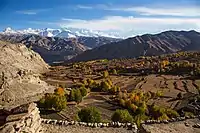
<box><xmin>0</xmin><ymin>40</ymin><xmax>53</xmax><ymax>107</ymax></box>
<box><xmin>1</xmin><ymin>103</ymin><xmax>42</xmax><ymax>133</ymax></box>
<box><xmin>0</xmin><ymin>34</ymin><xmax>88</xmax><ymax>63</ymax></box>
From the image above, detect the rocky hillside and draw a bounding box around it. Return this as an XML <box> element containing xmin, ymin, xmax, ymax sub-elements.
<box><xmin>71</xmin><ymin>30</ymin><xmax>200</xmax><ymax>62</ymax></box>
<box><xmin>0</xmin><ymin>40</ymin><xmax>53</xmax><ymax>107</ymax></box>
<box><xmin>0</xmin><ymin>34</ymin><xmax>119</xmax><ymax>64</ymax></box>
<box><xmin>0</xmin><ymin>34</ymin><xmax>87</xmax><ymax>63</ymax></box>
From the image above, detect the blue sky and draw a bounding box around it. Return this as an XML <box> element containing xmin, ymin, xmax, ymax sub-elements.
<box><xmin>0</xmin><ymin>0</ymin><xmax>200</xmax><ymax>36</ymax></box>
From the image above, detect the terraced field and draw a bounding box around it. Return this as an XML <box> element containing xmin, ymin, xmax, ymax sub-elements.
<box><xmin>41</xmin><ymin>64</ymin><xmax>200</xmax><ymax>121</ymax></box>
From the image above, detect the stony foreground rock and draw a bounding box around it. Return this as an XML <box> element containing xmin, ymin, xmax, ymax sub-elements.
<box><xmin>1</xmin><ymin>103</ymin><xmax>42</xmax><ymax>133</ymax></box>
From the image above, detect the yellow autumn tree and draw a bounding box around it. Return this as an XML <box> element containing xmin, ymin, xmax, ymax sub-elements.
<box><xmin>54</xmin><ymin>87</ymin><xmax>65</xmax><ymax>96</ymax></box>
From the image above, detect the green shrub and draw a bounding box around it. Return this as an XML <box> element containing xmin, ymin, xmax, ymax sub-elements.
<box><xmin>165</xmin><ymin>109</ymin><xmax>179</xmax><ymax>118</ymax></box>
<box><xmin>112</xmin><ymin>69</ymin><xmax>117</xmax><ymax>75</ymax></box>
<box><xmin>156</xmin><ymin>91</ymin><xmax>163</xmax><ymax>97</ymax></box>
<box><xmin>74</xmin><ymin>89</ymin><xmax>83</xmax><ymax>103</ymax></box>
<box><xmin>79</xmin><ymin>86</ymin><xmax>88</xmax><ymax>97</ymax></box>
<box><xmin>150</xmin><ymin>105</ymin><xmax>165</xmax><ymax>119</ymax></box>
<box><xmin>158</xmin><ymin>114</ymin><xmax>169</xmax><ymax>120</ymax></box>
<box><xmin>119</xmin><ymin>99</ymin><xmax>126</xmax><ymax>107</ymax></box>
<box><xmin>38</xmin><ymin>97</ymin><xmax>46</xmax><ymax>108</ymax></box>
<box><xmin>150</xmin><ymin>105</ymin><xmax>178</xmax><ymax>120</ymax></box>
<box><xmin>38</xmin><ymin>93</ymin><xmax>67</xmax><ymax>111</ymax></box>
<box><xmin>69</xmin><ymin>89</ymin><xmax>76</xmax><ymax>101</ymax></box>
<box><xmin>78</xmin><ymin>107</ymin><xmax>101</xmax><ymax>123</ymax></box>
<box><xmin>185</xmin><ymin>112</ymin><xmax>194</xmax><ymax>117</ymax></box>
<box><xmin>106</xmin><ymin>78</ymin><xmax>113</xmax><ymax>86</ymax></box>
<box><xmin>110</xmin><ymin>86</ymin><xmax>118</xmax><ymax>94</ymax></box>
<box><xmin>52</xmin><ymin>95</ymin><xmax>67</xmax><ymax>111</ymax></box>
<box><xmin>69</xmin><ymin>89</ymin><xmax>83</xmax><ymax>103</ymax></box>
<box><xmin>103</xmin><ymin>70</ymin><xmax>109</xmax><ymax>78</ymax></box>
<box><xmin>111</xmin><ymin>109</ymin><xmax>133</xmax><ymax>123</ymax></box>
<box><xmin>134</xmin><ymin>114</ymin><xmax>149</xmax><ymax>127</ymax></box>
<box><xmin>135</xmin><ymin>107</ymin><xmax>146</xmax><ymax>115</ymax></box>
<box><xmin>101</xmin><ymin>81</ymin><xmax>111</xmax><ymax>92</ymax></box>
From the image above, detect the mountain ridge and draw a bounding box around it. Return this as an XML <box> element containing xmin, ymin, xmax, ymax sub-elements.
<box><xmin>71</xmin><ymin>30</ymin><xmax>200</xmax><ymax>62</ymax></box>
<box><xmin>0</xmin><ymin>33</ymin><xmax>120</xmax><ymax>63</ymax></box>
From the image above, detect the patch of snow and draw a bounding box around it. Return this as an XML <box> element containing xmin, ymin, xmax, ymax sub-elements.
<box><xmin>1</xmin><ymin>27</ymin><xmax>122</xmax><ymax>38</ymax></box>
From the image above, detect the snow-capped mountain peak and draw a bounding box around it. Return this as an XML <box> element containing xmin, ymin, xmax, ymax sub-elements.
<box><xmin>4</xmin><ymin>27</ymin><xmax>17</xmax><ymax>34</ymax></box>
<box><xmin>1</xmin><ymin>27</ymin><xmax>121</xmax><ymax>38</ymax></box>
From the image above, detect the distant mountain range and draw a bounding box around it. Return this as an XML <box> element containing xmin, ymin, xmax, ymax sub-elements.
<box><xmin>71</xmin><ymin>30</ymin><xmax>200</xmax><ymax>62</ymax></box>
<box><xmin>2</xmin><ymin>27</ymin><xmax>121</xmax><ymax>38</ymax></box>
<box><xmin>1</xmin><ymin>29</ymin><xmax>200</xmax><ymax>64</ymax></box>
<box><xmin>0</xmin><ymin>33</ymin><xmax>120</xmax><ymax>63</ymax></box>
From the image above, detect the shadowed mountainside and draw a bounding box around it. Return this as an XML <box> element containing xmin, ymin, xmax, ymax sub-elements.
<box><xmin>71</xmin><ymin>30</ymin><xmax>200</xmax><ymax>62</ymax></box>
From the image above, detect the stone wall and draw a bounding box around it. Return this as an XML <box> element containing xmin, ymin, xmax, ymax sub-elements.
<box><xmin>41</xmin><ymin>119</ymin><xmax>138</xmax><ymax>133</ymax></box>
<box><xmin>1</xmin><ymin>103</ymin><xmax>42</xmax><ymax>133</ymax></box>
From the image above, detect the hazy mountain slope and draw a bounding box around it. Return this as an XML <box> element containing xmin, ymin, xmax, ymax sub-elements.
<box><xmin>71</xmin><ymin>30</ymin><xmax>200</xmax><ymax>62</ymax></box>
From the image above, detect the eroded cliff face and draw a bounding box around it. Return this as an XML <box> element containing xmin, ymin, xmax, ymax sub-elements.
<box><xmin>0</xmin><ymin>40</ymin><xmax>53</xmax><ymax>107</ymax></box>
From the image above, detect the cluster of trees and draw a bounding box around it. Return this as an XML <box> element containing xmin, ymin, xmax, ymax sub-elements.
<box><xmin>100</xmin><ymin>71</ymin><xmax>120</xmax><ymax>94</ymax></box>
<box><xmin>77</xmin><ymin>107</ymin><xmax>133</xmax><ymax>124</ymax></box>
<box><xmin>81</xmin><ymin>73</ymin><xmax>120</xmax><ymax>94</ymax></box>
<box><xmin>114</xmin><ymin>90</ymin><xmax>178</xmax><ymax>126</ymax></box>
<box><xmin>69</xmin><ymin>86</ymin><xmax>89</xmax><ymax>103</ymax></box>
<box><xmin>161</xmin><ymin>61</ymin><xmax>195</xmax><ymax>75</ymax></box>
<box><xmin>116</xmin><ymin>91</ymin><xmax>151</xmax><ymax>125</ymax></box>
<box><xmin>81</xmin><ymin>78</ymin><xmax>99</xmax><ymax>90</ymax></box>
<box><xmin>38</xmin><ymin>85</ymin><xmax>90</xmax><ymax>111</ymax></box>
<box><xmin>111</xmin><ymin>109</ymin><xmax>133</xmax><ymax>123</ymax></box>
<box><xmin>117</xmin><ymin>90</ymin><xmax>163</xmax><ymax>110</ymax></box>
<box><xmin>77</xmin><ymin>107</ymin><xmax>101</xmax><ymax>123</ymax></box>
<box><xmin>38</xmin><ymin>87</ymin><xmax>67</xmax><ymax>111</ymax></box>
<box><xmin>149</xmin><ymin>105</ymin><xmax>179</xmax><ymax>120</ymax></box>
<box><xmin>100</xmin><ymin>78</ymin><xmax>120</xmax><ymax>94</ymax></box>
<box><xmin>69</xmin><ymin>51</ymin><xmax>200</xmax><ymax>78</ymax></box>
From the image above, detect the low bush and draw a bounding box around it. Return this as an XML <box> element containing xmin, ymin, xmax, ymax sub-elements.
<box><xmin>79</xmin><ymin>86</ymin><xmax>88</xmax><ymax>97</ymax></box>
<box><xmin>69</xmin><ymin>89</ymin><xmax>83</xmax><ymax>103</ymax></box>
<box><xmin>38</xmin><ymin>93</ymin><xmax>67</xmax><ymax>111</ymax></box>
<box><xmin>111</xmin><ymin>109</ymin><xmax>133</xmax><ymax>123</ymax></box>
<box><xmin>78</xmin><ymin>107</ymin><xmax>101</xmax><ymax>123</ymax></box>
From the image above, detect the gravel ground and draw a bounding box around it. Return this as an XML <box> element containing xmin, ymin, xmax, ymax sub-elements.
<box><xmin>141</xmin><ymin>119</ymin><xmax>200</xmax><ymax>133</ymax></box>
